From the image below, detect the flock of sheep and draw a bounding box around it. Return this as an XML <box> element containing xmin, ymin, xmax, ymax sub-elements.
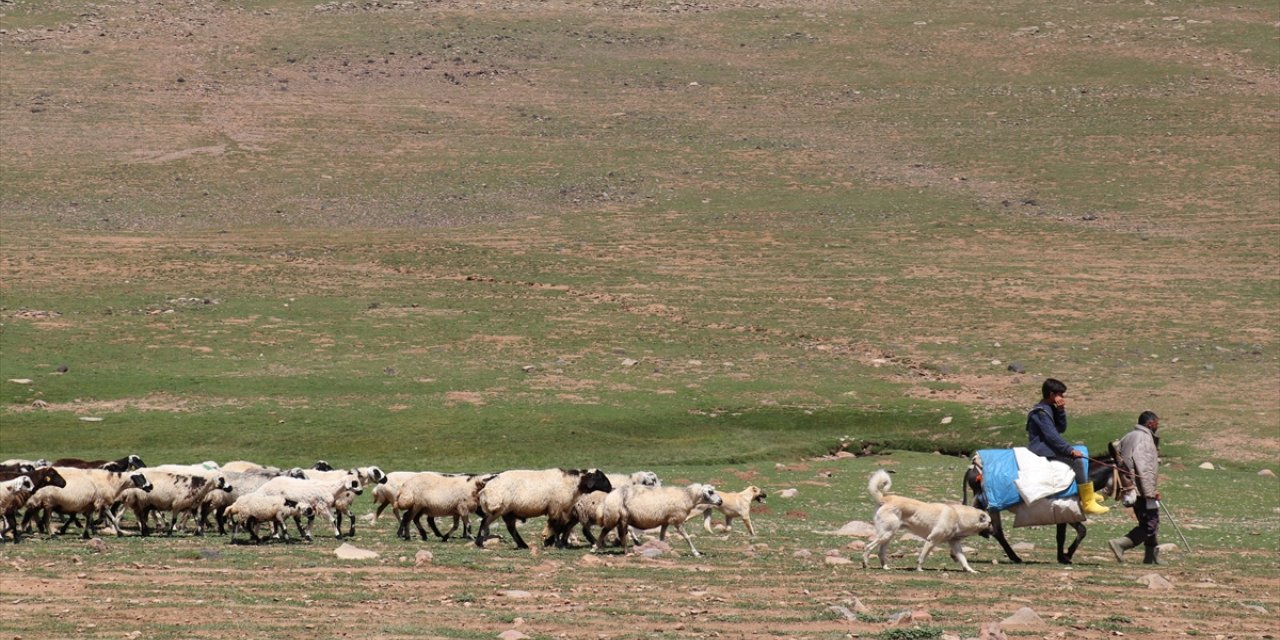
<box><xmin>0</xmin><ymin>455</ymin><xmax>764</xmax><ymax>557</ymax></box>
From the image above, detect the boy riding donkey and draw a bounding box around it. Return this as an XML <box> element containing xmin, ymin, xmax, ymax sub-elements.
<box><xmin>1026</xmin><ymin>379</ymin><xmax>1110</xmax><ymax>516</ymax></box>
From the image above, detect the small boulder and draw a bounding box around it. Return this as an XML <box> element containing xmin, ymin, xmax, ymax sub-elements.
<box><xmin>1199</xmin><ymin>462</ymin><xmax>1215</xmax><ymax>470</ymax></box>
<box><xmin>1139</xmin><ymin>573</ymin><xmax>1174</xmax><ymax>589</ymax></box>
<box><xmin>1007</xmin><ymin>362</ymin><xmax>1026</xmax><ymax>374</ymax></box>
<box><xmin>414</xmin><ymin>550</ymin><xmax>434</xmax><ymax>566</ymax></box>
<box><xmin>835</xmin><ymin>520</ymin><xmax>875</xmax><ymax>537</ymax></box>
<box><xmin>499</xmin><ymin>590</ymin><xmax>532</xmax><ymax>599</ymax></box>
<box><xmin>498</xmin><ymin>631</ymin><xmax>530</xmax><ymax>640</ymax></box>
<box><xmin>334</xmin><ymin>543</ymin><xmax>378</xmax><ymax>560</ymax></box>
<box><xmin>1000</xmin><ymin>607</ymin><xmax>1046</xmax><ymax>630</ymax></box>
<box><xmin>978</xmin><ymin>622</ymin><xmax>1008</xmax><ymax>640</ymax></box>
<box><xmin>778</xmin><ymin>488</ymin><xmax>798</xmax><ymax>498</ymax></box>
<box><xmin>827</xmin><ymin>605</ymin><xmax>857</xmax><ymax>621</ymax></box>
<box><xmin>1258</xmin><ymin>469</ymin><xmax>1275</xmax><ymax>478</ymax></box>
<box><xmin>823</xmin><ymin>555</ymin><xmax>853</xmax><ymax>566</ymax></box>
<box><xmin>85</xmin><ymin>538</ymin><xmax>108</xmax><ymax>554</ymax></box>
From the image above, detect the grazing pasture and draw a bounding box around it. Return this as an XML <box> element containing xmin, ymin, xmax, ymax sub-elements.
<box><xmin>1</xmin><ymin>0</ymin><xmax>1276</xmax><ymax>637</ymax></box>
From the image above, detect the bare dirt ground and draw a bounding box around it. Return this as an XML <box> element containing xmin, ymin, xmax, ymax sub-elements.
<box><xmin>2</xmin><ymin>534</ymin><xmax>1277</xmax><ymax>640</ymax></box>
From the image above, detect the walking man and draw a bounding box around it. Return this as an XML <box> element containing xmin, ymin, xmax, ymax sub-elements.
<box><xmin>1109</xmin><ymin>411</ymin><xmax>1164</xmax><ymax>563</ymax></box>
<box><xmin>1026</xmin><ymin>378</ymin><xmax>1109</xmax><ymax>515</ymax></box>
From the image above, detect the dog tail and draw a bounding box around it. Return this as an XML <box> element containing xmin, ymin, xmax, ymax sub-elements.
<box><xmin>868</xmin><ymin>469</ymin><xmax>892</xmax><ymax>504</ymax></box>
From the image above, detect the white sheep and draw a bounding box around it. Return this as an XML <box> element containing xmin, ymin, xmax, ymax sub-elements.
<box><xmin>220</xmin><ymin>460</ymin><xmax>289</xmax><ymax>474</ymax></box>
<box><xmin>598</xmin><ymin>483</ymin><xmax>723</xmax><ymax>557</ymax></box>
<box><xmin>23</xmin><ymin>468</ymin><xmax>154</xmax><ymax>539</ymax></box>
<box><xmin>371</xmin><ymin>471</ymin><xmax>422</xmax><ymax>524</ymax></box>
<box><xmin>199</xmin><ymin>469</ymin><xmax>288</xmax><ymax>535</ymax></box>
<box><xmin>254</xmin><ymin>473</ymin><xmax>362</xmax><ymax>540</ymax></box>
<box><xmin>395</xmin><ymin>472</ymin><xmax>493</xmax><ymax>541</ymax></box>
<box><xmin>552</xmin><ymin>470</ymin><xmax>661</xmax><ymax>546</ymax></box>
<box><xmin>475</xmin><ymin>468</ymin><xmax>613</xmax><ymax>549</ymax></box>
<box><xmin>117</xmin><ymin>470</ymin><xmax>232</xmax><ymax>536</ymax></box>
<box><xmin>224</xmin><ymin>493</ymin><xmax>315</xmax><ymax>544</ymax></box>
<box><xmin>606</xmin><ymin>471</ymin><xmax>662</xmax><ymax>489</ymax></box>
<box><xmin>301</xmin><ymin>466</ymin><xmax>386</xmax><ymax>536</ymax></box>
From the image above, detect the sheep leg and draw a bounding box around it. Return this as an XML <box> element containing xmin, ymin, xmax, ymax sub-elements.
<box><xmin>580</xmin><ymin>522</ymin><xmax>597</xmax><ymax>547</ymax></box>
<box><xmin>373</xmin><ymin>501</ymin><xmax>389</xmax><ymax>524</ymax></box>
<box><xmin>438</xmin><ymin>516</ymin><xmax>460</xmax><ymax>541</ymax></box>
<box><xmin>227</xmin><ymin>519</ymin><xmax>240</xmax><ymax>545</ymax></box>
<box><xmin>292</xmin><ymin>513</ymin><xmax>312</xmax><ymax>541</ymax></box>
<box><xmin>673</xmin><ymin>523</ymin><xmax>701</xmax><ymax>557</ymax></box>
<box><xmin>503</xmin><ymin>513</ymin><xmax>529</xmax><ymax>549</ymax></box>
<box><xmin>167</xmin><ymin>511</ymin><xmax>180</xmax><ymax>537</ymax></box>
<box><xmin>81</xmin><ymin>508</ymin><xmax>96</xmax><ymax>540</ymax></box>
<box><xmin>412</xmin><ymin>512</ymin><xmax>432</xmax><ymax>541</ymax></box>
<box><xmin>474</xmin><ymin>513</ymin><xmax>498</xmax><ymax>547</ymax></box>
<box><xmin>426</xmin><ymin>516</ymin><xmax>447</xmax><ymax>540</ymax></box>
<box><xmin>396</xmin><ymin>509</ymin><xmax>412</xmax><ymax>540</ymax></box>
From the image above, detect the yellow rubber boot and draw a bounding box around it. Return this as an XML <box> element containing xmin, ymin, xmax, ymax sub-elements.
<box><xmin>1078</xmin><ymin>481</ymin><xmax>1110</xmax><ymax>515</ymax></box>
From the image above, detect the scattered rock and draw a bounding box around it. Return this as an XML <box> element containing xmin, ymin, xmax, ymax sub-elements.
<box><xmin>835</xmin><ymin>520</ymin><xmax>875</xmax><ymax>537</ymax></box>
<box><xmin>620</xmin><ymin>358</ymin><xmax>638</xmax><ymax>367</ymax></box>
<box><xmin>1157</xmin><ymin>543</ymin><xmax>1180</xmax><ymax>555</ymax></box>
<box><xmin>845</xmin><ymin>540</ymin><xmax>866</xmax><ymax>552</ymax></box>
<box><xmin>1139</xmin><ymin>573</ymin><xmax>1174</xmax><ymax>589</ymax></box>
<box><xmin>792</xmin><ymin>549</ymin><xmax>812</xmax><ymax>558</ymax></box>
<box><xmin>1011</xmin><ymin>542</ymin><xmax>1035</xmax><ymax>553</ymax></box>
<box><xmin>778</xmin><ymin>488</ymin><xmax>798</xmax><ymax>498</ymax></box>
<box><xmin>521</xmin><ymin>365</ymin><xmax>536</xmax><ymax>373</ymax></box>
<box><xmin>7</xmin><ymin>378</ymin><xmax>33</xmax><ymax>385</ymax></box>
<box><xmin>30</xmin><ymin>399</ymin><xmax>50</xmax><ymax>409</ymax></box>
<box><xmin>887</xmin><ymin>610</ymin><xmax>933</xmax><ymax>626</ymax></box>
<box><xmin>1243</xmin><ymin>604</ymin><xmax>1268</xmax><ymax>614</ymax></box>
<box><xmin>634</xmin><ymin>539</ymin><xmax>671</xmax><ymax>559</ymax></box>
<box><xmin>823</xmin><ymin>555</ymin><xmax>853</xmax><ymax>566</ymax></box>
<box><xmin>844</xmin><ymin>597</ymin><xmax>870</xmax><ymax>613</ymax></box>
<box><xmin>197</xmin><ymin>549</ymin><xmax>222</xmax><ymax>561</ymax></box>
<box><xmin>1259</xmin><ymin>469</ymin><xmax>1275</xmax><ymax>478</ymax></box>
<box><xmin>1007</xmin><ymin>362</ymin><xmax>1026</xmax><ymax>374</ymax></box>
<box><xmin>1199</xmin><ymin>462</ymin><xmax>1215</xmax><ymax>470</ymax></box>
<box><xmin>940</xmin><ymin>416</ymin><xmax>953</xmax><ymax>425</ymax></box>
<box><xmin>498</xmin><ymin>631</ymin><xmax>530</xmax><ymax>640</ymax></box>
<box><xmin>499</xmin><ymin>590</ymin><xmax>532</xmax><ymax>599</ymax></box>
<box><xmin>1000</xmin><ymin>607</ymin><xmax>1046</xmax><ymax>630</ymax></box>
<box><xmin>414</xmin><ymin>550</ymin><xmax>433</xmax><ymax>566</ymax></box>
<box><xmin>482</xmin><ymin>537</ymin><xmax>505</xmax><ymax>549</ymax></box>
<box><xmin>828</xmin><ymin>605</ymin><xmax>857</xmax><ymax>621</ymax></box>
<box><xmin>85</xmin><ymin>538</ymin><xmax>107</xmax><ymax>554</ymax></box>
<box><xmin>125</xmin><ymin>632</ymin><xmax>142</xmax><ymax>640</ymax></box>
<box><xmin>79</xmin><ymin>417</ymin><xmax>104</xmax><ymax>423</ymax></box>
<box><xmin>334</xmin><ymin>543</ymin><xmax>378</xmax><ymax>560</ymax></box>
<box><xmin>978</xmin><ymin>621</ymin><xmax>1008</xmax><ymax>640</ymax></box>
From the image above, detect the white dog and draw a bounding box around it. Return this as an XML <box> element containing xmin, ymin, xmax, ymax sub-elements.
<box><xmin>861</xmin><ymin>470</ymin><xmax>992</xmax><ymax>573</ymax></box>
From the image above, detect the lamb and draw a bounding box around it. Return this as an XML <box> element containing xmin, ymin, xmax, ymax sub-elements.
<box><xmin>687</xmin><ymin>485</ymin><xmax>767</xmax><ymax>536</ymax></box>
<box><xmin>117</xmin><ymin>470</ymin><xmax>233</xmax><ymax>536</ymax></box>
<box><xmin>224</xmin><ymin>494</ymin><xmax>315</xmax><ymax>544</ymax></box>
<box><xmin>0</xmin><ymin>477</ymin><xmax>35</xmax><ymax>538</ymax></box>
<box><xmin>395</xmin><ymin>472</ymin><xmax>493</xmax><ymax>542</ymax></box>
<box><xmin>253</xmin><ymin>473</ymin><xmax>363</xmax><ymax>540</ymax></box>
<box><xmin>554</xmin><ymin>470</ymin><xmax>661</xmax><ymax>546</ymax></box>
<box><xmin>0</xmin><ymin>467</ymin><xmax>66</xmax><ymax>542</ymax></box>
<box><xmin>199</xmin><ymin>469</ymin><xmax>290</xmax><ymax>535</ymax></box>
<box><xmin>52</xmin><ymin>454</ymin><xmax>146</xmax><ymax>472</ymax></box>
<box><xmin>301</xmin><ymin>466</ymin><xmax>386</xmax><ymax>537</ymax></box>
<box><xmin>474</xmin><ymin>468</ymin><xmax>612</xmax><ymax>549</ymax></box>
<box><xmin>597</xmin><ymin>483</ymin><xmax>722</xmax><ymax>557</ymax></box>
<box><xmin>0</xmin><ymin>459</ymin><xmax>50</xmax><ymax>474</ymax></box>
<box><xmin>23</xmin><ymin>468</ymin><xmax>153</xmax><ymax>539</ymax></box>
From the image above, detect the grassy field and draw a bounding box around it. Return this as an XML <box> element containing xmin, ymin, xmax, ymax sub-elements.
<box><xmin>1</xmin><ymin>0</ymin><xmax>1277</xmax><ymax>637</ymax></box>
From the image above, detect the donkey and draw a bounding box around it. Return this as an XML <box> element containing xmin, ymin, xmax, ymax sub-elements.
<box><xmin>963</xmin><ymin>452</ymin><xmax>1117</xmax><ymax>564</ymax></box>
